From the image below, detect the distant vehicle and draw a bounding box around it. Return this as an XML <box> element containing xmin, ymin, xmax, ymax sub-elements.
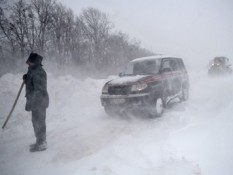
<box><xmin>100</xmin><ymin>56</ymin><xmax>189</xmax><ymax>117</ymax></box>
<box><xmin>208</xmin><ymin>57</ymin><xmax>232</xmax><ymax>76</ymax></box>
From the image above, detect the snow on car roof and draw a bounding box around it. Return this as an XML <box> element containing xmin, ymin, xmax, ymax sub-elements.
<box><xmin>131</xmin><ymin>55</ymin><xmax>180</xmax><ymax>62</ymax></box>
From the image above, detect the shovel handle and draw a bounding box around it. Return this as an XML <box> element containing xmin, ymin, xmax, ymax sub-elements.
<box><xmin>2</xmin><ymin>81</ymin><xmax>25</xmax><ymax>129</ymax></box>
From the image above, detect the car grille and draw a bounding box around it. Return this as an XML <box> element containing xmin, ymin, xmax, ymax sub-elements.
<box><xmin>108</xmin><ymin>85</ymin><xmax>130</xmax><ymax>95</ymax></box>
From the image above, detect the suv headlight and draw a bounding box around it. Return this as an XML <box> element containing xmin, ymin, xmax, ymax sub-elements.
<box><xmin>131</xmin><ymin>83</ymin><xmax>148</xmax><ymax>92</ymax></box>
<box><xmin>102</xmin><ymin>84</ymin><xmax>109</xmax><ymax>94</ymax></box>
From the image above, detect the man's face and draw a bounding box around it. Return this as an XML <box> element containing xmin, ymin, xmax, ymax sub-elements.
<box><xmin>27</xmin><ymin>61</ymin><xmax>35</xmax><ymax>67</ymax></box>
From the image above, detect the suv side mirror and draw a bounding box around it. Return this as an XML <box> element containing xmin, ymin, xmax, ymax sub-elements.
<box><xmin>119</xmin><ymin>72</ymin><xmax>124</xmax><ymax>77</ymax></box>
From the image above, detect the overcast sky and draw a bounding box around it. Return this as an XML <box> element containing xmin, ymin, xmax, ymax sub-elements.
<box><xmin>58</xmin><ymin>0</ymin><xmax>233</xmax><ymax>69</ymax></box>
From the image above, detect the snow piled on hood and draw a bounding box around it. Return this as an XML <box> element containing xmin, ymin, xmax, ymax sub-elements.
<box><xmin>109</xmin><ymin>75</ymin><xmax>147</xmax><ymax>85</ymax></box>
<box><xmin>0</xmin><ymin>71</ymin><xmax>233</xmax><ymax>175</ymax></box>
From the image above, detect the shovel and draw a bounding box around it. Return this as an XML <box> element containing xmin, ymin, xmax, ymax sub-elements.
<box><xmin>2</xmin><ymin>81</ymin><xmax>25</xmax><ymax>129</ymax></box>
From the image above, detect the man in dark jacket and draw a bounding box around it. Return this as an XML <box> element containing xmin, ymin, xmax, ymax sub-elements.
<box><xmin>23</xmin><ymin>53</ymin><xmax>49</xmax><ymax>152</ymax></box>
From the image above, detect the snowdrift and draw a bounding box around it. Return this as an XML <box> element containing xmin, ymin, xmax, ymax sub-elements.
<box><xmin>0</xmin><ymin>72</ymin><xmax>233</xmax><ymax>175</ymax></box>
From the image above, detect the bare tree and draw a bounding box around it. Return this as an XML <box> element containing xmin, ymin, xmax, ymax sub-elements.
<box><xmin>80</xmin><ymin>7</ymin><xmax>113</xmax><ymax>67</ymax></box>
<box><xmin>0</xmin><ymin>1</ymin><xmax>154</xmax><ymax>76</ymax></box>
<box><xmin>30</xmin><ymin>0</ymin><xmax>55</xmax><ymax>54</ymax></box>
<box><xmin>49</xmin><ymin>3</ymin><xmax>77</xmax><ymax>65</ymax></box>
<box><xmin>0</xmin><ymin>5</ymin><xmax>17</xmax><ymax>55</ymax></box>
<box><xmin>8</xmin><ymin>0</ymin><xmax>30</xmax><ymax>57</ymax></box>
<box><xmin>50</xmin><ymin>3</ymin><xmax>66</xmax><ymax>55</ymax></box>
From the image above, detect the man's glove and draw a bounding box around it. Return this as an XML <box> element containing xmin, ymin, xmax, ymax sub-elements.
<box><xmin>23</xmin><ymin>74</ymin><xmax>27</xmax><ymax>82</ymax></box>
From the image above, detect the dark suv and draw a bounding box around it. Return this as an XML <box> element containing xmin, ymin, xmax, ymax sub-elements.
<box><xmin>100</xmin><ymin>56</ymin><xmax>189</xmax><ymax>117</ymax></box>
<box><xmin>208</xmin><ymin>56</ymin><xmax>232</xmax><ymax>76</ymax></box>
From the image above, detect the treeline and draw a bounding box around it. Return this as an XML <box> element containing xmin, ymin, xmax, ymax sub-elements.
<box><xmin>0</xmin><ymin>0</ymin><xmax>153</xmax><ymax>75</ymax></box>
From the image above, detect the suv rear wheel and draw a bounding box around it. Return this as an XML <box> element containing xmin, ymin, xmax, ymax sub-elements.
<box><xmin>180</xmin><ymin>85</ymin><xmax>189</xmax><ymax>101</ymax></box>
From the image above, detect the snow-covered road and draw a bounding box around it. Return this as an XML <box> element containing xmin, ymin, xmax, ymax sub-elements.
<box><xmin>0</xmin><ymin>71</ymin><xmax>233</xmax><ymax>175</ymax></box>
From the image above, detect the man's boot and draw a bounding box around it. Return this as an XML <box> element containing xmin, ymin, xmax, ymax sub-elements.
<box><xmin>29</xmin><ymin>143</ymin><xmax>37</xmax><ymax>148</ymax></box>
<box><xmin>30</xmin><ymin>140</ymin><xmax>47</xmax><ymax>152</ymax></box>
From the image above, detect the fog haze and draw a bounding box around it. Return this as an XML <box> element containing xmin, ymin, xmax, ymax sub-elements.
<box><xmin>59</xmin><ymin>0</ymin><xmax>233</xmax><ymax>69</ymax></box>
<box><xmin>1</xmin><ymin>1</ymin><xmax>233</xmax><ymax>174</ymax></box>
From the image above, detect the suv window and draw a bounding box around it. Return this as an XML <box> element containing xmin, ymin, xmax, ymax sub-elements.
<box><xmin>125</xmin><ymin>59</ymin><xmax>161</xmax><ymax>75</ymax></box>
<box><xmin>133</xmin><ymin>60</ymin><xmax>156</xmax><ymax>75</ymax></box>
<box><xmin>170</xmin><ymin>59</ymin><xmax>179</xmax><ymax>71</ymax></box>
<box><xmin>177</xmin><ymin>59</ymin><xmax>185</xmax><ymax>70</ymax></box>
<box><xmin>162</xmin><ymin>59</ymin><xmax>172</xmax><ymax>72</ymax></box>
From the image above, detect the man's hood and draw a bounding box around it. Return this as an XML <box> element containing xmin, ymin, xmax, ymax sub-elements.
<box><xmin>27</xmin><ymin>53</ymin><xmax>43</xmax><ymax>66</ymax></box>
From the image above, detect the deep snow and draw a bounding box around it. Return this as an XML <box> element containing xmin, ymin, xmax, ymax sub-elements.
<box><xmin>0</xmin><ymin>71</ymin><xmax>233</xmax><ymax>175</ymax></box>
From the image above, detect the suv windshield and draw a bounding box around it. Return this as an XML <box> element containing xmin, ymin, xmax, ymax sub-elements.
<box><xmin>124</xmin><ymin>59</ymin><xmax>161</xmax><ymax>75</ymax></box>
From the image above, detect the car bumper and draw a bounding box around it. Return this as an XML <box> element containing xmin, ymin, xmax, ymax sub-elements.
<box><xmin>100</xmin><ymin>93</ymin><xmax>151</xmax><ymax>108</ymax></box>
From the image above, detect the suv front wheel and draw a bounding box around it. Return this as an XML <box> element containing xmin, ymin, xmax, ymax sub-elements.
<box><xmin>104</xmin><ymin>105</ymin><xmax>115</xmax><ymax>116</ymax></box>
<box><xmin>150</xmin><ymin>97</ymin><xmax>164</xmax><ymax>117</ymax></box>
<box><xmin>180</xmin><ymin>84</ymin><xmax>189</xmax><ymax>101</ymax></box>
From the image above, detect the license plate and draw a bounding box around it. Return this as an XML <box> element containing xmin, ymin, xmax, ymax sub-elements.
<box><xmin>110</xmin><ymin>98</ymin><xmax>125</xmax><ymax>104</ymax></box>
